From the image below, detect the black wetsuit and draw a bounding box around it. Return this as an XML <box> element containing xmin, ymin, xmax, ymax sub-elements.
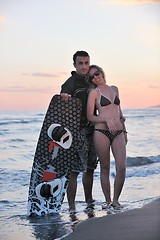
<box><xmin>60</xmin><ymin>71</ymin><xmax>89</xmax><ymax>128</ymax></box>
<box><xmin>61</xmin><ymin>71</ymin><xmax>98</xmax><ymax>170</ymax></box>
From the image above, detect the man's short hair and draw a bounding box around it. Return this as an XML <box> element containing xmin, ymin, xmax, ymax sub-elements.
<box><xmin>73</xmin><ymin>51</ymin><xmax>89</xmax><ymax>64</ymax></box>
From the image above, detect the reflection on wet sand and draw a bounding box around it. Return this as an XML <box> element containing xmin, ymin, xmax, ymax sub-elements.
<box><xmin>28</xmin><ymin>213</ymin><xmax>71</xmax><ymax>240</ymax></box>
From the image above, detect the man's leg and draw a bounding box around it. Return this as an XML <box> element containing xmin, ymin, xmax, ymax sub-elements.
<box><xmin>82</xmin><ymin>126</ymin><xmax>97</xmax><ymax>204</ymax></box>
<box><xmin>67</xmin><ymin>171</ymin><xmax>79</xmax><ymax>212</ymax></box>
<box><xmin>82</xmin><ymin>168</ymin><xmax>94</xmax><ymax>204</ymax></box>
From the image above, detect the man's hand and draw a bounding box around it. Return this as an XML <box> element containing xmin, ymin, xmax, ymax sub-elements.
<box><xmin>105</xmin><ymin>118</ymin><xmax>117</xmax><ymax>134</ymax></box>
<box><xmin>60</xmin><ymin>93</ymin><xmax>72</xmax><ymax>101</ymax></box>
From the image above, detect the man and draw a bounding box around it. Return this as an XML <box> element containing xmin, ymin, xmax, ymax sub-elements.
<box><xmin>60</xmin><ymin>50</ymin><xmax>98</xmax><ymax>213</ymax></box>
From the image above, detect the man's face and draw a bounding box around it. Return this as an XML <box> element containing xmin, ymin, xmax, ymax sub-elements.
<box><xmin>74</xmin><ymin>56</ymin><xmax>90</xmax><ymax>76</ymax></box>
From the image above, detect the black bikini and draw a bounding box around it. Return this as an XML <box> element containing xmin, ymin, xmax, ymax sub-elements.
<box><xmin>95</xmin><ymin>129</ymin><xmax>123</xmax><ymax>144</ymax></box>
<box><xmin>95</xmin><ymin>87</ymin><xmax>122</xmax><ymax>144</ymax></box>
<box><xmin>100</xmin><ymin>93</ymin><xmax>120</xmax><ymax>107</ymax></box>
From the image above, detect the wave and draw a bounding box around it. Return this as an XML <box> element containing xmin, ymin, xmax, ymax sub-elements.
<box><xmin>0</xmin><ymin>200</ymin><xmax>10</xmax><ymax>204</ymax></box>
<box><xmin>125</xmin><ymin>166</ymin><xmax>160</xmax><ymax>178</ymax></box>
<box><xmin>0</xmin><ymin>119</ymin><xmax>43</xmax><ymax>126</ymax></box>
<box><xmin>110</xmin><ymin>162</ymin><xmax>160</xmax><ymax>178</ymax></box>
<box><xmin>126</xmin><ymin>155</ymin><xmax>160</xmax><ymax>167</ymax></box>
<box><xmin>109</xmin><ymin>155</ymin><xmax>160</xmax><ymax>178</ymax></box>
<box><xmin>124</xmin><ymin>108</ymin><xmax>160</xmax><ymax>119</ymax></box>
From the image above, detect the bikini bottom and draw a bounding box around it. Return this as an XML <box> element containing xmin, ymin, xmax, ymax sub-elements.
<box><xmin>94</xmin><ymin>129</ymin><xmax>123</xmax><ymax>145</ymax></box>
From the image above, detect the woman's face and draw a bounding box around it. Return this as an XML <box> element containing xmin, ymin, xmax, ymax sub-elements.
<box><xmin>89</xmin><ymin>68</ymin><xmax>105</xmax><ymax>86</ymax></box>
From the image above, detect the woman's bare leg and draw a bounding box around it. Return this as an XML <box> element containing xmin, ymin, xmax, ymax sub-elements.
<box><xmin>94</xmin><ymin>131</ymin><xmax>111</xmax><ymax>204</ymax></box>
<box><xmin>111</xmin><ymin>133</ymin><xmax>126</xmax><ymax>207</ymax></box>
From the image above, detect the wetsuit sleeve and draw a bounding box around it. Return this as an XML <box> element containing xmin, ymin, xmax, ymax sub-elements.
<box><xmin>60</xmin><ymin>78</ymin><xmax>75</xmax><ymax>95</ymax></box>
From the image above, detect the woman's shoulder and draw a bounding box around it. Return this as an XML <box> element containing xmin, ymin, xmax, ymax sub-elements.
<box><xmin>89</xmin><ymin>87</ymin><xmax>99</xmax><ymax>95</ymax></box>
<box><xmin>110</xmin><ymin>85</ymin><xmax>118</xmax><ymax>93</ymax></box>
<box><xmin>110</xmin><ymin>85</ymin><xmax>118</xmax><ymax>90</ymax></box>
<box><xmin>88</xmin><ymin>88</ymin><xmax>99</xmax><ymax>100</ymax></box>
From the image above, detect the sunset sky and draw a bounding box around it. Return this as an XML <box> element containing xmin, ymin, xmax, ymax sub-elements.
<box><xmin>0</xmin><ymin>0</ymin><xmax>160</xmax><ymax>111</ymax></box>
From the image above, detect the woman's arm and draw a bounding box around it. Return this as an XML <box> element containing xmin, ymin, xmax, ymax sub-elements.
<box><xmin>114</xmin><ymin>86</ymin><xmax>128</xmax><ymax>143</ymax></box>
<box><xmin>112</xmin><ymin>85</ymin><xmax>126</xmax><ymax>123</ymax></box>
<box><xmin>112</xmin><ymin>85</ymin><xmax>128</xmax><ymax>141</ymax></box>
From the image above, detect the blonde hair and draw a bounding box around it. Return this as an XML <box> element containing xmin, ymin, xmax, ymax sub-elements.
<box><xmin>86</xmin><ymin>64</ymin><xmax>106</xmax><ymax>88</ymax></box>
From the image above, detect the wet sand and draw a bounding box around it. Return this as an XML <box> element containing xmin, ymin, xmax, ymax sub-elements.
<box><xmin>64</xmin><ymin>198</ymin><xmax>160</xmax><ymax>240</ymax></box>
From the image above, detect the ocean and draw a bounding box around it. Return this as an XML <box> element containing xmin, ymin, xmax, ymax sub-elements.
<box><xmin>0</xmin><ymin>107</ymin><xmax>160</xmax><ymax>240</ymax></box>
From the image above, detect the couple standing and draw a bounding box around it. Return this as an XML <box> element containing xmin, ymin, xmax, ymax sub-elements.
<box><xmin>60</xmin><ymin>51</ymin><xmax>128</xmax><ymax>213</ymax></box>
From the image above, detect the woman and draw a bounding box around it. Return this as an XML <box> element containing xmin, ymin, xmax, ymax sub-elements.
<box><xmin>87</xmin><ymin>65</ymin><xmax>128</xmax><ymax>210</ymax></box>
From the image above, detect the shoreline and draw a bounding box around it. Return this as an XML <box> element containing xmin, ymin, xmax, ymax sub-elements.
<box><xmin>63</xmin><ymin>198</ymin><xmax>160</xmax><ymax>240</ymax></box>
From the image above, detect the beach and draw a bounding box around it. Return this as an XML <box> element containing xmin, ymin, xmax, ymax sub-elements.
<box><xmin>0</xmin><ymin>108</ymin><xmax>160</xmax><ymax>240</ymax></box>
<box><xmin>64</xmin><ymin>198</ymin><xmax>160</xmax><ymax>240</ymax></box>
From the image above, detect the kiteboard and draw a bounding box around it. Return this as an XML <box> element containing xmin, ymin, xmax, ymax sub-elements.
<box><xmin>27</xmin><ymin>94</ymin><xmax>82</xmax><ymax>216</ymax></box>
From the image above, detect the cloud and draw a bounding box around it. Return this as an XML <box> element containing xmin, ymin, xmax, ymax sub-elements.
<box><xmin>22</xmin><ymin>72</ymin><xmax>58</xmax><ymax>78</ymax></box>
<box><xmin>22</xmin><ymin>71</ymin><xmax>68</xmax><ymax>78</ymax></box>
<box><xmin>148</xmin><ymin>85</ymin><xmax>160</xmax><ymax>89</ymax></box>
<box><xmin>0</xmin><ymin>16</ymin><xmax>7</xmax><ymax>24</ymax></box>
<box><xmin>32</xmin><ymin>72</ymin><xmax>58</xmax><ymax>78</ymax></box>
<box><xmin>0</xmin><ymin>86</ymin><xmax>53</xmax><ymax>93</ymax></box>
<box><xmin>102</xmin><ymin>0</ymin><xmax>160</xmax><ymax>4</ymax></box>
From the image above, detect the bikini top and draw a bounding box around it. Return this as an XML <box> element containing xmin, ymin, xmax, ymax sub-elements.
<box><xmin>97</xmin><ymin>87</ymin><xmax>120</xmax><ymax>107</ymax></box>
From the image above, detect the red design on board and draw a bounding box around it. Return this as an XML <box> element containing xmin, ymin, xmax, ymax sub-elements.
<box><xmin>48</xmin><ymin>141</ymin><xmax>59</xmax><ymax>153</ymax></box>
<box><xmin>42</xmin><ymin>171</ymin><xmax>56</xmax><ymax>182</ymax></box>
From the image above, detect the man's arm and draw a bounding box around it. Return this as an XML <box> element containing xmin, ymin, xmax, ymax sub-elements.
<box><xmin>60</xmin><ymin>77</ymin><xmax>74</xmax><ymax>100</ymax></box>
